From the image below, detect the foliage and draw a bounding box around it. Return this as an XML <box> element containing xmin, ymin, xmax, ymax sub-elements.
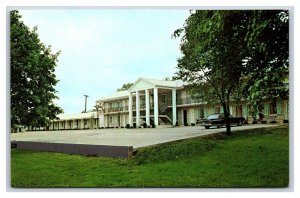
<box><xmin>10</xmin><ymin>10</ymin><xmax>62</xmax><ymax>130</ymax></box>
<box><xmin>243</xmin><ymin>10</ymin><xmax>289</xmax><ymax>116</ymax></box>
<box><xmin>93</xmin><ymin>103</ymin><xmax>103</xmax><ymax>128</ymax></box>
<box><xmin>173</xmin><ymin>10</ymin><xmax>289</xmax><ymax>133</ymax></box>
<box><xmin>173</xmin><ymin>10</ymin><xmax>250</xmax><ymax>134</ymax></box>
<box><xmin>117</xmin><ymin>82</ymin><xmax>133</xmax><ymax>91</ymax></box>
<box><xmin>11</xmin><ymin>126</ymin><xmax>289</xmax><ymax>187</ymax></box>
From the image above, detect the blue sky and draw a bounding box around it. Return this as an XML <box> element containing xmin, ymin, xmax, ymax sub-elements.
<box><xmin>19</xmin><ymin>9</ymin><xmax>190</xmax><ymax>114</ymax></box>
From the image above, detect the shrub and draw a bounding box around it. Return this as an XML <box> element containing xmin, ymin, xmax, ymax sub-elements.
<box><xmin>143</xmin><ymin>123</ymin><xmax>147</xmax><ymax>128</ymax></box>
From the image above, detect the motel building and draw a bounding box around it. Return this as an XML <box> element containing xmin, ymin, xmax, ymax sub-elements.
<box><xmin>49</xmin><ymin>77</ymin><xmax>289</xmax><ymax>130</ymax></box>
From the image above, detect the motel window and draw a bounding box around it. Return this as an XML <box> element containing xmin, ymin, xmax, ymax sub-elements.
<box><xmin>199</xmin><ymin>108</ymin><xmax>204</xmax><ymax>119</ymax></box>
<box><xmin>214</xmin><ymin>106</ymin><xmax>221</xmax><ymax>114</ymax></box>
<box><xmin>196</xmin><ymin>108</ymin><xmax>205</xmax><ymax>119</ymax></box>
<box><xmin>269</xmin><ymin>101</ymin><xmax>277</xmax><ymax>115</ymax></box>
<box><xmin>161</xmin><ymin>95</ymin><xmax>166</xmax><ymax>103</ymax></box>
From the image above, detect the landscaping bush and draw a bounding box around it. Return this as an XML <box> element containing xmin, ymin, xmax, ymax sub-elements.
<box><xmin>143</xmin><ymin>123</ymin><xmax>147</xmax><ymax>128</ymax></box>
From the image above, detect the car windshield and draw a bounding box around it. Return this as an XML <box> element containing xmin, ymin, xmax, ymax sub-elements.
<box><xmin>207</xmin><ymin>114</ymin><xmax>220</xmax><ymax>119</ymax></box>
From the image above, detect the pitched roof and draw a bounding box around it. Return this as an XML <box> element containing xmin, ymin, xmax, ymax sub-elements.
<box><xmin>142</xmin><ymin>78</ymin><xmax>184</xmax><ymax>88</ymax></box>
<box><xmin>97</xmin><ymin>78</ymin><xmax>184</xmax><ymax>102</ymax></box>
<box><xmin>128</xmin><ymin>77</ymin><xmax>183</xmax><ymax>92</ymax></box>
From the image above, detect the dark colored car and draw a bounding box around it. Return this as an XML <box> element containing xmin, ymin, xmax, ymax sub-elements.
<box><xmin>201</xmin><ymin>113</ymin><xmax>245</xmax><ymax>129</ymax></box>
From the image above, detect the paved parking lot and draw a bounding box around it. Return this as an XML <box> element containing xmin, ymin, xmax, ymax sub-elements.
<box><xmin>11</xmin><ymin>124</ymin><xmax>279</xmax><ymax>149</ymax></box>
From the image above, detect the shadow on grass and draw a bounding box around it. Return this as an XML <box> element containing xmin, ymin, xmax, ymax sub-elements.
<box><xmin>133</xmin><ymin>125</ymin><xmax>288</xmax><ymax>165</ymax></box>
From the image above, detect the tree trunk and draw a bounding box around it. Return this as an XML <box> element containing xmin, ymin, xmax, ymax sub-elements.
<box><xmin>222</xmin><ymin>103</ymin><xmax>231</xmax><ymax>135</ymax></box>
<box><xmin>225</xmin><ymin>120</ymin><xmax>231</xmax><ymax>135</ymax></box>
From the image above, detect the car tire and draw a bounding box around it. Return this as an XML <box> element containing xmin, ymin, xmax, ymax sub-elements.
<box><xmin>205</xmin><ymin>126</ymin><xmax>210</xmax><ymax>129</ymax></box>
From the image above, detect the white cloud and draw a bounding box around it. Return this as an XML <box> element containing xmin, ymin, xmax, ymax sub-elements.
<box><xmin>18</xmin><ymin>9</ymin><xmax>190</xmax><ymax>113</ymax></box>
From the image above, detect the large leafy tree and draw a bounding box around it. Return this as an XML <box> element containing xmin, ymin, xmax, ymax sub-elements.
<box><xmin>173</xmin><ymin>10</ymin><xmax>288</xmax><ymax>135</ymax></box>
<box><xmin>244</xmin><ymin>10</ymin><xmax>289</xmax><ymax>117</ymax></box>
<box><xmin>174</xmin><ymin>10</ymin><xmax>250</xmax><ymax>134</ymax></box>
<box><xmin>10</xmin><ymin>10</ymin><xmax>62</xmax><ymax>131</ymax></box>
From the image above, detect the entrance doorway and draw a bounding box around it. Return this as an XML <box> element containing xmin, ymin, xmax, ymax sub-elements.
<box><xmin>236</xmin><ymin>105</ymin><xmax>243</xmax><ymax>117</ymax></box>
<box><xmin>183</xmin><ymin>110</ymin><xmax>188</xmax><ymax>126</ymax></box>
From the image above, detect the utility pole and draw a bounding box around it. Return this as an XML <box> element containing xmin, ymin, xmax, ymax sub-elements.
<box><xmin>83</xmin><ymin>95</ymin><xmax>89</xmax><ymax>113</ymax></box>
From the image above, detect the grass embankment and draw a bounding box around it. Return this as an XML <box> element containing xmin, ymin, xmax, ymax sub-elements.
<box><xmin>11</xmin><ymin>126</ymin><xmax>289</xmax><ymax>188</ymax></box>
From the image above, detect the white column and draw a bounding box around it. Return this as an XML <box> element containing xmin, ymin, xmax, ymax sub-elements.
<box><xmin>136</xmin><ymin>91</ymin><xmax>140</xmax><ymax>128</ymax></box>
<box><xmin>128</xmin><ymin>92</ymin><xmax>133</xmax><ymax>127</ymax></box>
<box><xmin>172</xmin><ymin>88</ymin><xmax>177</xmax><ymax>126</ymax></box>
<box><xmin>145</xmin><ymin>89</ymin><xmax>150</xmax><ymax>127</ymax></box>
<box><xmin>154</xmin><ymin>87</ymin><xmax>159</xmax><ymax>127</ymax></box>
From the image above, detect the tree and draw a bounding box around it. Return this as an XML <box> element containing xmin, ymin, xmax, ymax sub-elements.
<box><xmin>173</xmin><ymin>10</ymin><xmax>250</xmax><ymax>135</ymax></box>
<box><xmin>93</xmin><ymin>103</ymin><xmax>103</xmax><ymax>128</ymax></box>
<box><xmin>117</xmin><ymin>82</ymin><xmax>133</xmax><ymax>91</ymax></box>
<box><xmin>243</xmin><ymin>10</ymin><xmax>289</xmax><ymax>118</ymax></box>
<box><xmin>10</xmin><ymin>10</ymin><xmax>62</xmax><ymax>131</ymax></box>
<box><xmin>173</xmin><ymin>10</ymin><xmax>288</xmax><ymax>135</ymax></box>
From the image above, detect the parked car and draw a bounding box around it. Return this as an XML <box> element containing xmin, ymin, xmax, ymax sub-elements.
<box><xmin>201</xmin><ymin>113</ymin><xmax>245</xmax><ymax>129</ymax></box>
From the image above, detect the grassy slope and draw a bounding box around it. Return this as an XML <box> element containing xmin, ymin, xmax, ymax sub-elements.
<box><xmin>11</xmin><ymin>126</ymin><xmax>289</xmax><ymax>188</ymax></box>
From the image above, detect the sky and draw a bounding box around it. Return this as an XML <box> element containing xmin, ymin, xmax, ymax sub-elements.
<box><xmin>18</xmin><ymin>9</ymin><xmax>190</xmax><ymax>114</ymax></box>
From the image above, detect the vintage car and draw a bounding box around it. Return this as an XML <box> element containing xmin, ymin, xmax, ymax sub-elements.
<box><xmin>201</xmin><ymin>113</ymin><xmax>245</xmax><ymax>129</ymax></box>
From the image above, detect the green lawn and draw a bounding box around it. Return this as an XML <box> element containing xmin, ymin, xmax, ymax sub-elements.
<box><xmin>11</xmin><ymin>126</ymin><xmax>289</xmax><ymax>188</ymax></box>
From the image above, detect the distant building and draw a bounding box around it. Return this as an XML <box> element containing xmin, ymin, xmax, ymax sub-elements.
<box><xmin>49</xmin><ymin>112</ymin><xmax>103</xmax><ymax>130</ymax></box>
<box><xmin>49</xmin><ymin>77</ymin><xmax>288</xmax><ymax>130</ymax></box>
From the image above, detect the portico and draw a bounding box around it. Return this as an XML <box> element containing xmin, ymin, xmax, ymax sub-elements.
<box><xmin>128</xmin><ymin>78</ymin><xmax>180</xmax><ymax>128</ymax></box>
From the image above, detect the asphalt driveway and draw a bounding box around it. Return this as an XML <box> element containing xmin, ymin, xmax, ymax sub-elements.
<box><xmin>11</xmin><ymin>124</ymin><xmax>279</xmax><ymax>149</ymax></box>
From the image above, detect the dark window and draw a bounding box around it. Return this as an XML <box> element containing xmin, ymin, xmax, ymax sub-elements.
<box><xmin>269</xmin><ymin>101</ymin><xmax>277</xmax><ymax>115</ymax></box>
<box><xmin>161</xmin><ymin>95</ymin><xmax>166</xmax><ymax>103</ymax></box>
<box><xmin>214</xmin><ymin>106</ymin><xmax>221</xmax><ymax>114</ymax></box>
<box><xmin>198</xmin><ymin>108</ymin><xmax>204</xmax><ymax>119</ymax></box>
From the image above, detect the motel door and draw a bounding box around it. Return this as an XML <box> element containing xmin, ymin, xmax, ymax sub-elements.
<box><xmin>236</xmin><ymin>105</ymin><xmax>243</xmax><ymax>117</ymax></box>
<box><xmin>183</xmin><ymin>110</ymin><xmax>188</xmax><ymax>125</ymax></box>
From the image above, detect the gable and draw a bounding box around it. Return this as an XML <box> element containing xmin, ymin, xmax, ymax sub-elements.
<box><xmin>128</xmin><ymin>78</ymin><xmax>155</xmax><ymax>92</ymax></box>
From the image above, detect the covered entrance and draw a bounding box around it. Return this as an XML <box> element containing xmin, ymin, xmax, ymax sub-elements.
<box><xmin>127</xmin><ymin>78</ymin><xmax>181</xmax><ymax>128</ymax></box>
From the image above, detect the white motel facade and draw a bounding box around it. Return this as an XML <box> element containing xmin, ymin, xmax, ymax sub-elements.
<box><xmin>49</xmin><ymin>77</ymin><xmax>289</xmax><ymax>130</ymax></box>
